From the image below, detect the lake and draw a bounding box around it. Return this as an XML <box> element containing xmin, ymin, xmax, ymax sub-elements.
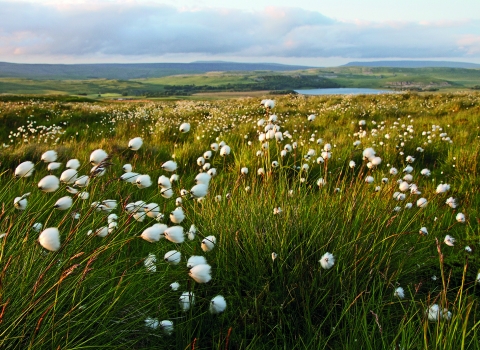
<box><xmin>295</xmin><ymin>88</ymin><xmax>395</xmax><ymax>95</ymax></box>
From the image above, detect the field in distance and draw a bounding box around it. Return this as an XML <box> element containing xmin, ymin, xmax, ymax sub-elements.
<box><xmin>1</xmin><ymin>61</ymin><xmax>480</xmax><ymax>98</ymax></box>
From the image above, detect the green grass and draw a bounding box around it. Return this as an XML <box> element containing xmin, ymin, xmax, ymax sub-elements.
<box><xmin>0</xmin><ymin>92</ymin><xmax>479</xmax><ymax>349</ymax></box>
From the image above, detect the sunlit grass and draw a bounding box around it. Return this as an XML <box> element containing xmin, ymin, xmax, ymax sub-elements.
<box><xmin>0</xmin><ymin>92</ymin><xmax>479</xmax><ymax>349</ymax></box>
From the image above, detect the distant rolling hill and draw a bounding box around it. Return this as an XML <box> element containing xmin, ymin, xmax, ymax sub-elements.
<box><xmin>343</xmin><ymin>61</ymin><xmax>480</xmax><ymax>69</ymax></box>
<box><xmin>0</xmin><ymin>62</ymin><xmax>316</xmax><ymax>80</ymax></box>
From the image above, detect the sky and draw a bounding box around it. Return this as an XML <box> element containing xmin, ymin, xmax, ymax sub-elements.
<box><xmin>1</xmin><ymin>0</ymin><xmax>480</xmax><ymax>66</ymax></box>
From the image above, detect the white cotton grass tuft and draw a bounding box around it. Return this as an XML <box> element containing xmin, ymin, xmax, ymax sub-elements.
<box><xmin>179</xmin><ymin>122</ymin><xmax>191</xmax><ymax>133</ymax></box>
<box><xmin>164</xmin><ymin>250</ymin><xmax>181</xmax><ymax>265</ymax></box>
<box><xmin>389</xmin><ymin>167</ymin><xmax>398</xmax><ymax>175</ymax></box>
<box><xmin>144</xmin><ymin>203</ymin><xmax>160</xmax><ymax>219</ymax></box>
<box><xmin>403</xmin><ymin>165</ymin><xmax>413</xmax><ymax>174</ymax></box>
<box><xmin>41</xmin><ymin>150</ymin><xmax>58</xmax><ymax>163</ymax></box>
<box><xmin>15</xmin><ymin>161</ymin><xmax>35</xmax><ymax>178</ymax></box>
<box><xmin>201</xmin><ymin>235</ymin><xmax>216</xmax><ymax>252</ymax></box>
<box><xmin>220</xmin><ymin>145</ymin><xmax>231</xmax><ymax>156</ymax></box>
<box><xmin>164</xmin><ymin>226</ymin><xmax>185</xmax><ymax>243</ymax></box>
<box><xmin>14</xmin><ymin>193</ymin><xmax>30</xmax><ymax>210</ymax></box>
<box><xmin>209</xmin><ymin>295</ymin><xmax>227</xmax><ymax>314</ymax></box>
<box><xmin>416</xmin><ymin>198</ymin><xmax>428</xmax><ymax>208</ymax></box>
<box><xmin>32</xmin><ymin>222</ymin><xmax>43</xmax><ymax>232</ymax></box>
<box><xmin>362</xmin><ymin>147</ymin><xmax>376</xmax><ymax>160</ymax></box>
<box><xmin>101</xmin><ymin>199</ymin><xmax>117</xmax><ymax>210</ymax></box>
<box><xmin>456</xmin><ymin>212</ymin><xmax>465</xmax><ymax>223</ymax></box>
<box><xmin>319</xmin><ymin>252</ymin><xmax>335</xmax><ymax>269</ymax></box>
<box><xmin>436</xmin><ymin>183</ymin><xmax>451</xmax><ymax>194</ymax></box>
<box><xmin>122</xmin><ymin>163</ymin><xmax>133</xmax><ymax>173</ymax></box>
<box><xmin>47</xmin><ymin>162</ymin><xmax>62</xmax><ymax>171</ymax></box>
<box><xmin>427</xmin><ymin>304</ymin><xmax>440</xmax><ymax>322</ymax></box>
<box><xmin>128</xmin><ymin>137</ymin><xmax>143</xmax><ymax>151</ymax></box>
<box><xmin>54</xmin><ymin>196</ymin><xmax>73</xmax><ymax>210</ymax></box>
<box><xmin>444</xmin><ymin>235</ymin><xmax>456</xmax><ymax>246</ymax></box>
<box><xmin>38</xmin><ymin>227</ymin><xmax>61</xmax><ymax>251</ymax></box>
<box><xmin>187</xmin><ymin>255</ymin><xmax>207</xmax><ymax>269</ymax></box>
<box><xmin>394</xmin><ymin>287</ymin><xmax>405</xmax><ymax>299</ymax></box>
<box><xmin>188</xmin><ymin>225</ymin><xmax>197</xmax><ymax>240</ymax></box>
<box><xmin>90</xmin><ymin>149</ymin><xmax>108</xmax><ymax>166</ymax></box>
<box><xmin>108</xmin><ymin>213</ymin><xmax>118</xmax><ymax>223</ymax></box>
<box><xmin>136</xmin><ymin>174</ymin><xmax>152</xmax><ymax>189</ymax></box>
<box><xmin>60</xmin><ymin>169</ymin><xmax>78</xmax><ymax>184</ymax></box>
<box><xmin>160</xmin><ymin>320</ymin><xmax>174</xmax><ymax>335</ymax></box>
<box><xmin>75</xmin><ymin>175</ymin><xmax>90</xmax><ymax>187</ymax></box>
<box><xmin>195</xmin><ymin>172</ymin><xmax>211</xmax><ymax>185</ymax></box>
<box><xmin>365</xmin><ymin>176</ymin><xmax>374</xmax><ymax>184</ymax></box>
<box><xmin>203</xmin><ymin>150</ymin><xmax>212</xmax><ymax>159</ymax></box>
<box><xmin>264</xmin><ymin>99</ymin><xmax>275</xmax><ymax>108</ymax></box>
<box><xmin>144</xmin><ymin>253</ymin><xmax>156</xmax><ymax>272</ymax></box>
<box><xmin>140</xmin><ymin>224</ymin><xmax>167</xmax><ymax>243</ymax></box>
<box><xmin>170</xmin><ymin>282</ymin><xmax>180</xmax><ymax>291</ymax></box>
<box><xmin>89</xmin><ymin>226</ymin><xmax>108</xmax><ymax>237</ymax></box>
<box><xmin>189</xmin><ymin>263</ymin><xmax>212</xmax><ymax>283</ymax></box>
<box><xmin>179</xmin><ymin>292</ymin><xmax>195</xmax><ymax>311</ymax></box>
<box><xmin>120</xmin><ymin>172</ymin><xmax>140</xmax><ymax>184</ymax></box>
<box><xmin>421</xmin><ymin>168</ymin><xmax>431</xmax><ymax>176</ymax></box>
<box><xmin>66</xmin><ymin>159</ymin><xmax>81</xmax><ymax>170</ymax></box>
<box><xmin>144</xmin><ymin>317</ymin><xmax>159</xmax><ymax>329</ymax></box>
<box><xmin>272</xmin><ymin>252</ymin><xmax>278</xmax><ymax>261</ymax></box>
<box><xmin>419</xmin><ymin>227</ymin><xmax>428</xmax><ymax>235</ymax></box>
<box><xmin>38</xmin><ymin>175</ymin><xmax>60</xmax><ymax>193</ymax></box>
<box><xmin>445</xmin><ymin>197</ymin><xmax>457</xmax><ymax>208</ymax></box>
<box><xmin>157</xmin><ymin>175</ymin><xmax>171</xmax><ymax>188</ymax></box>
<box><xmin>161</xmin><ymin>160</ymin><xmax>177</xmax><ymax>172</ymax></box>
<box><xmin>190</xmin><ymin>184</ymin><xmax>208</xmax><ymax>198</ymax></box>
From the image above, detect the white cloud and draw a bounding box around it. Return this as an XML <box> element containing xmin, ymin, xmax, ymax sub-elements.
<box><xmin>1</xmin><ymin>1</ymin><xmax>479</xmax><ymax>63</ymax></box>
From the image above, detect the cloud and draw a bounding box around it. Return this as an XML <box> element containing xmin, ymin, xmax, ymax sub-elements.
<box><xmin>0</xmin><ymin>1</ymin><xmax>479</xmax><ymax>62</ymax></box>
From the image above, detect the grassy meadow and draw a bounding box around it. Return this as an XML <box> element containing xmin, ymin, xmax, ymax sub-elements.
<box><xmin>0</xmin><ymin>92</ymin><xmax>479</xmax><ymax>349</ymax></box>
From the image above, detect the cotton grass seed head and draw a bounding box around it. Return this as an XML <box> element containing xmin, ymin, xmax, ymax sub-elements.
<box><xmin>201</xmin><ymin>235</ymin><xmax>216</xmax><ymax>252</ymax></box>
<box><xmin>189</xmin><ymin>264</ymin><xmax>212</xmax><ymax>283</ymax></box>
<box><xmin>38</xmin><ymin>227</ymin><xmax>61</xmax><ymax>252</ymax></box>
<box><xmin>128</xmin><ymin>137</ymin><xmax>143</xmax><ymax>151</ymax></box>
<box><xmin>60</xmin><ymin>169</ymin><xmax>78</xmax><ymax>184</ymax></box>
<box><xmin>54</xmin><ymin>196</ymin><xmax>73</xmax><ymax>210</ymax></box>
<box><xmin>164</xmin><ymin>226</ymin><xmax>185</xmax><ymax>243</ymax></box>
<box><xmin>444</xmin><ymin>235</ymin><xmax>456</xmax><ymax>246</ymax></box>
<box><xmin>179</xmin><ymin>122</ymin><xmax>191</xmax><ymax>133</ymax></box>
<box><xmin>164</xmin><ymin>250</ymin><xmax>181</xmax><ymax>265</ymax></box>
<box><xmin>187</xmin><ymin>255</ymin><xmax>207</xmax><ymax>269</ymax></box>
<box><xmin>160</xmin><ymin>320</ymin><xmax>174</xmax><ymax>335</ymax></box>
<box><xmin>416</xmin><ymin>198</ymin><xmax>428</xmax><ymax>208</ymax></box>
<box><xmin>319</xmin><ymin>252</ymin><xmax>335</xmax><ymax>269</ymax></box>
<box><xmin>209</xmin><ymin>295</ymin><xmax>227</xmax><ymax>314</ymax></box>
<box><xmin>38</xmin><ymin>175</ymin><xmax>60</xmax><ymax>193</ymax></box>
<box><xmin>90</xmin><ymin>149</ymin><xmax>108</xmax><ymax>166</ymax></box>
<box><xmin>179</xmin><ymin>292</ymin><xmax>195</xmax><ymax>311</ymax></box>
<box><xmin>15</xmin><ymin>161</ymin><xmax>35</xmax><ymax>178</ymax></box>
<box><xmin>394</xmin><ymin>287</ymin><xmax>405</xmax><ymax>299</ymax></box>
<box><xmin>41</xmin><ymin>150</ymin><xmax>57</xmax><ymax>163</ymax></box>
